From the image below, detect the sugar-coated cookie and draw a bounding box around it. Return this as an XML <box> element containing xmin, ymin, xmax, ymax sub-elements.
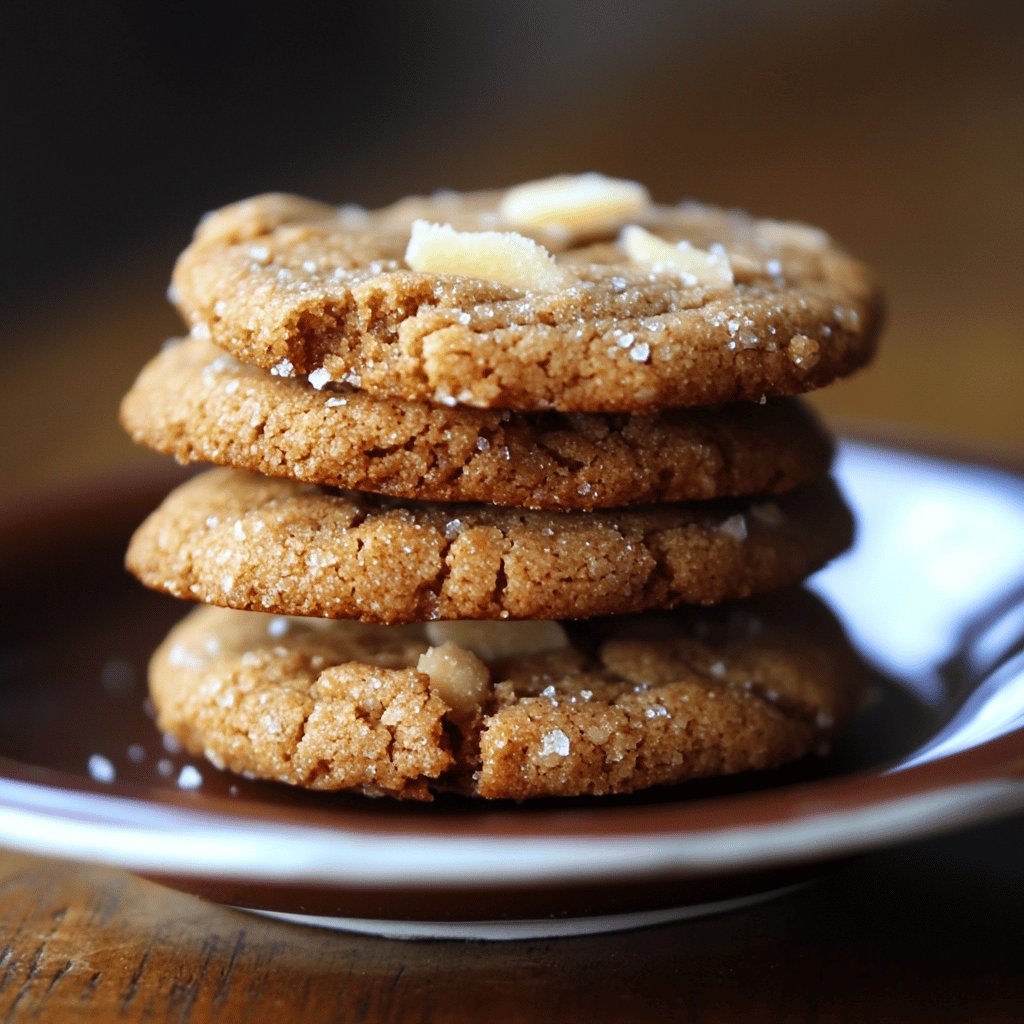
<box><xmin>126</xmin><ymin>468</ymin><xmax>853</xmax><ymax>623</ymax></box>
<box><xmin>121</xmin><ymin>336</ymin><xmax>833</xmax><ymax>510</ymax></box>
<box><xmin>170</xmin><ymin>177</ymin><xmax>880</xmax><ymax>412</ymax></box>
<box><xmin>149</xmin><ymin>590</ymin><xmax>861</xmax><ymax>800</ymax></box>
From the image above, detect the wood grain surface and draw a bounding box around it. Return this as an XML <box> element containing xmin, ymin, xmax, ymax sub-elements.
<box><xmin>2</xmin><ymin>814</ymin><xmax>1022</xmax><ymax>1023</ymax></box>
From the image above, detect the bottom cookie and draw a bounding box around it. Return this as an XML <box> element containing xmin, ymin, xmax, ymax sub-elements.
<box><xmin>149</xmin><ymin>590</ymin><xmax>863</xmax><ymax>801</ymax></box>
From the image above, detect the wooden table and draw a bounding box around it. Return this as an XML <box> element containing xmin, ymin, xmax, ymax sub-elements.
<box><xmin>2</xmin><ymin>813</ymin><xmax>1021</xmax><ymax>1022</ymax></box>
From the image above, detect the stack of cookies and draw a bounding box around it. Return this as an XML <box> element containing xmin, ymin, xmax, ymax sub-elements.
<box><xmin>121</xmin><ymin>174</ymin><xmax>881</xmax><ymax>800</ymax></box>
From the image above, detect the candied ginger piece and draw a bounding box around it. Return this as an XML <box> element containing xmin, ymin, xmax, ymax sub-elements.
<box><xmin>620</xmin><ymin>224</ymin><xmax>734</xmax><ymax>288</ymax></box>
<box><xmin>417</xmin><ymin>642</ymin><xmax>490</xmax><ymax>719</ymax></box>
<box><xmin>424</xmin><ymin>620</ymin><xmax>568</xmax><ymax>661</ymax></box>
<box><xmin>404</xmin><ymin>219</ymin><xmax>570</xmax><ymax>291</ymax></box>
<box><xmin>755</xmin><ymin>219</ymin><xmax>831</xmax><ymax>251</ymax></box>
<box><xmin>499</xmin><ymin>173</ymin><xmax>650</xmax><ymax>235</ymax></box>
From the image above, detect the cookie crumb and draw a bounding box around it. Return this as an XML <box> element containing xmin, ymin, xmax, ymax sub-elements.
<box><xmin>177</xmin><ymin>765</ymin><xmax>203</xmax><ymax>790</ymax></box>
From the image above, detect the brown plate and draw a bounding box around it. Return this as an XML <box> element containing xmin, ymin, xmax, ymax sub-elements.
<box><xmin>1</xmin><ymin>439</ymin><xmax>1023</xmax><ymax>938</ymax></box>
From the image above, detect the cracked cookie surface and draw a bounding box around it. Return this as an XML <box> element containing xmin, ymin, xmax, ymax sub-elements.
<box><xmin>125</xmin><ymin>468</ymin><xmax>853</xmax><ymax>623</ymax></box>
<box><xmin>149</xmin><ymin>590</ymin><xmax>862</xmax><ymax>800</ymax></box>
<box><xmin>171</xmin><ymin>188</ymin><xmax>881</xmax><ymax>412</ymax></box>
<box><xmin>121</xmin><ymin>336</ymin><xmax>833</xmax><ymax>509</ymax></box>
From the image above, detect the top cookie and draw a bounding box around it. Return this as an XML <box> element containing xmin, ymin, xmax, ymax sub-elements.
<box><xmin>171</xmin><ymin>174</ymin><xmax>881</xmax><ymax>413</ymax></box>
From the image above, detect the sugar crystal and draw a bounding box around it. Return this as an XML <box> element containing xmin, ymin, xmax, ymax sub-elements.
<box><xmin>308</xmin><ymin>367</ymin><xmax>332</xmax><ymax>390</ymax></box>
<box><xmin>718</xmin><ymin>514</ymin><xmax>748</xmax><ymax>541</ymax></box>
<box><xmin>87</xmin><ymin>754</ymin><xmax>116</xmax><ymax>783</ymax></box>
<box><xmin>539</xmin><ymin>729</ymin><xmax>570</xmax><ymax>757</ymax></box>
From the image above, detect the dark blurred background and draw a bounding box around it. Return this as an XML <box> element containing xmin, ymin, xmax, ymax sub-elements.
<box><xmin>2</xmin><ymin>0</ymin><xmax>1022</xmax><ymax>491</ymax></box>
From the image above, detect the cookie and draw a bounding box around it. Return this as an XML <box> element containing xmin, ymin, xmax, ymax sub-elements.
<box><xmin>170</xmin><ymin>176</ymin><xmax>881</xmax><ymax>412</ymax></box>
<box><xmin>149</xmin><ymin>589</ymin><xmax>862</xmax><ymax>800</ymax></box>
<box><xmin>125</xmin><ymin>468</ymin><xmax>853</xmax><ymax>623</ymax></box>
<box><xmin>121</xmin><ymin>336</ymin><xmax>834</xmax><ymax>510</ymax></box>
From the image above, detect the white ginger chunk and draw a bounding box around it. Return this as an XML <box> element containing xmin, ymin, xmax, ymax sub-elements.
<box><xmin>620</xmin><ymin>224</ymin><xmax>734</xmax><ymax>288</ymax></box>
<box><xmin>417</xmin><ymin>642</ymin><xmax>490</xmax><ymax>718</ymax></box>
<box><xmin>755</xmin><ymin>219</ymin><xmax>831</xmax><ymax>251</ymax></box>
<box><xmin>424</xmin><ymin>620</ymin><xmax>569</xmax><ymax>661</ymax></box>
<box><xmin>405</xmin><ymin>219</ymin><xmax>570</xmax><ymax>291</ymax></box>
<box><xmin>499</xmin><ymin>173</ymin><xmax>650</xmax><ymax>235</ymax></box>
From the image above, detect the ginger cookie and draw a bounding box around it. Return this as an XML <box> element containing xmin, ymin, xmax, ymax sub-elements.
<box><xmin>125</xmin><ymin>468</ymin><xmax>853</xmax><ymax>623</ymax></box>
<box><xmin>170</xmin><ymin>174</ymin><xmax>881</xmax><ymax>412</ymax></box>
<box><xmin>121</xmin><ymin>336</ymin><xmax>833</xmax><ymax>510</ymax></box>
<box><xmin>149</xmin><ymin>589</ymin><xmax>862</xmax><ymax>800</ymax></box>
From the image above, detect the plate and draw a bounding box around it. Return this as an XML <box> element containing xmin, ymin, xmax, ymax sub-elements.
<box><xmin>1</xmin><ymin>439</ymin><xmax>1023</xmax><ymax>939</ymax></box>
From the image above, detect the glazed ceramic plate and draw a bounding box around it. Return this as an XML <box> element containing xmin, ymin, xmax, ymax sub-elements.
<box><xmin>1</xmin><ymin>439</ymin><xmax>1023</xmax><ymax>939</ymax></box>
